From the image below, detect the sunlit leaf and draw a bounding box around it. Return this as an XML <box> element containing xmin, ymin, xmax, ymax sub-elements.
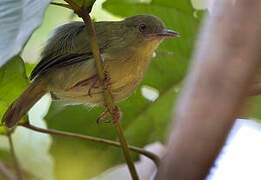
<box><xmin>0</xmin><ymin>0</ymin><xmax>51</xmax><ymax>67</ymax></box>
<box><xmin>0</xmin><ymin>56</ymin><xmax>29</xmax><ymax>134</ymax></box>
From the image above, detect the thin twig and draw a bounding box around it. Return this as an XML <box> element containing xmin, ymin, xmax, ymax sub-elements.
<box><xmin>63</xmin><ymin>0</ymin><xmax>80</xmax><ymax>11</ymax></box>
<box><xmin>20</xmin><ymin>123</ymin><xmax>160</xmax><ymax>167</ymax></box>
<box><xmin>50</xmin><ymin>2</ymin><xmax>73</xmax><ymax>10</ymax></box>
<box><xmin>72</xmin><ymin>4</ymin><xmax>139</xmax><ymax>180</ymax></box>
<box><xmin>0</xmin><ymin>162</ymin><xmax>16</xmax><ymax>180</ymax></box>
<box><xmin>7</xmin><ymin>134</ymin><xmax>22</xmax><ymax>180</ymax></box>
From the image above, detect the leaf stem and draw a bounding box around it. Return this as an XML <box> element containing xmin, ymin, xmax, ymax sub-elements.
<box><xmin>0</xmin><ymin>162</ymin><xmax>16</xmax><ymax>180</ymax></box>
<box><xmin>21</xmin><ymin>123</ymin><xmax>160</xmax><ymax>167</ymax></box>
<box><xmin>50</xmin><ymin>2</ymin><xmax>73</xmax><ymax>10</ymax></box>
<box><xmin>77</xmin><ymin>9</ymin><xmax>139</xmax><ymax>180</ymax></box>
<box><xmin>7</xmin><ymin>133</ymin><xmax>22</xmax><ymax>180</ymax></box>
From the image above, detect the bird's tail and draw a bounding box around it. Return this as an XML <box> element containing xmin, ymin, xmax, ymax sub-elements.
<box><xmin>2</xmin><ymin>79</ymin><xmax>47</xmax><ymax>128</ymax></box>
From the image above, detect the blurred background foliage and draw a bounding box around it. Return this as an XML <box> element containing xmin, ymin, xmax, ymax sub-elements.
<box><xmin>1</xmin><ymin>0</ymin><xmax>261</xmax><ymax>179</ymax></box>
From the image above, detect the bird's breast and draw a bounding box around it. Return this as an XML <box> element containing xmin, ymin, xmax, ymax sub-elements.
<box><xmin>46</xmin><ymin>49</ymin><xmax>154</xmax><ymax>105</ymax></box>
<box><xmin>104</xmin><ymin>52</ymin><xmax>152</xmax><ymax>101</ymax></box>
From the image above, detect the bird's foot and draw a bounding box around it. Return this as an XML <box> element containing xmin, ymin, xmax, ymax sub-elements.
<box><xmin>96</xmin><ymin>105</ymin><xmax>121</xmax><ymax>124</ymax></box>
<box><xmin>88</xmin><ymin>72</ymin><xmax>111</xmax><ymax>96</ymax></box>
<box><xmin>88</xmin><ymin>77</ymin><xmax>100</xmax><ymax>96</ymax></box>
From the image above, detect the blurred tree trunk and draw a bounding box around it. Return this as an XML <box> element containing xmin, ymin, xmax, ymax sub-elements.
<box><xmin>156</xmin><ymin>0</ymin><xmax>261</xmax><ymax>179</ymax></box>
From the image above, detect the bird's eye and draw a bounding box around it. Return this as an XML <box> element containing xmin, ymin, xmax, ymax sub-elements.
<box><xmin>138</xmin><ymin>24</ymin><xmax>146</xmax><ymax>32</ymax></box>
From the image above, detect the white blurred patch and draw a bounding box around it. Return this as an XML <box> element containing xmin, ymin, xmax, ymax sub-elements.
<box><xmin>90</xmin><ymin>142</ymin><xmax>165</xmax><ymax>180</ymax></box>
<box><xmin>152</xmin><ymin>51</ymin><xmax>157</xmax><ymax>58</ymax></box>
<box><xmin>0</xmin><ymin>94</ymin><xmax>54</xmax><ymax>180</ymax></box>
<box><xmin>90</xmin><ymin>118</ymin><xmax>261</xmax><ymax>180</ymax></box>
<box><xmin>141</xmin><ymin>85</ymin><xmax>159</xmax><ymax>102</ymax></box>
<box><xmin>207</xmin><ymin>119</ymin><xmax>261</xmax><ymax>180</ymax></box>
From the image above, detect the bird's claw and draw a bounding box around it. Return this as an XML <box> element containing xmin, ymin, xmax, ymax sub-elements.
<box><xmin>96</xmin><ymin>105</ymin><xmax>120</xmax><ymax>124</ymax></box>
<box><xmin>103</xmin><ymin>71</ymin><xmax>111</xmax><ymax>89</ymax></box>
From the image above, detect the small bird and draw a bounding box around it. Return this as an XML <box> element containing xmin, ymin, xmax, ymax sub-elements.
<box><xmin>2</xmin><ymin>14</ymin><xmax>179</xmax><ymax>128</ymax></box>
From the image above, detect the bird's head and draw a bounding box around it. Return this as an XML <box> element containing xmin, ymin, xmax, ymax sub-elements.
<box><xmin>96</xmin><ymin>15</ymin><xmax>179</xmax><ymax>58</ymax></box>
<box><xmin>124</xmin><ymin>15</ymin><xmax>179</xmax><ymax>40</ymax></box>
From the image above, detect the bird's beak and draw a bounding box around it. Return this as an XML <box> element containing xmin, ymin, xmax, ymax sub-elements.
<box><xmin>157</xmin><ymin>29</ymin><xmax>180</xmax><ymax>38</ymax></box>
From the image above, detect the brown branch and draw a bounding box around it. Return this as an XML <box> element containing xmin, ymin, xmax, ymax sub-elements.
<box><xmin>156</xmin><ymin>0</ymin><xmax>261</xmax><ymax>179</ymax></box>
<box><xmin>82</xmin><ymin>0</ymin><xmax>88</xmax><ymax>8</ymax></box>
<box><xmin>249</xmin><ymin>83</ymin><xmax>261</xmax><ymax>96</ymax></box>
<box><xmin>20</xmin><ymin>123</ymin><xmax>160</xmax><ymax>167</ymax></box>
<box><xmin>7</xmin><ymin>134</ymin><xmax>22</xmax><ymax>180</ymax></box>
<box><xmin>0</xmin><ymin>162</ymin><xmax>16</xmax><ymax>180</ymax></box>
<box><xmin>63</xmin><ymin>0</ymin><xmax>80</xmax><ymax>11</ymax></box>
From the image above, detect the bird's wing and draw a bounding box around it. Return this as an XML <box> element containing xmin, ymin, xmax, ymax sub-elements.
<box><xmin>29</xmin><ymin>53</ymin><xmax>93</xmax><ymax>80</ymax></box>
<box><xmin>30</xmin><ymin>21</ymin><xmax>107</xmax><ymax>80</ymax></box>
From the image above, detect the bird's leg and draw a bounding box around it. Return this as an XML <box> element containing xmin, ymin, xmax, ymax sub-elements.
<box><xmin>66</xmin><ymin>72</ymin><xmax>111</xmax><ymax>96</ymax></box>
<box><xmin>88</xmin><ymin>78</ymin><xmax>100</xmax><ymax>96</ymax></box>
<box><xmin>96</xmin><ymin>105</ymin><xmax>121</xmax><ymax>124</ymax></box>
<box><xmin>65</xmin><ymin>74</ymin><xmax>98</xmax><ymax>91</ymax></box>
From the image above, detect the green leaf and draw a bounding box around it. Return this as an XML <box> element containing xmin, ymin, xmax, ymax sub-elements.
<box><xmin>0</xmin><ymin>56</ymin><xmax>29</xmax><ymax>134</ymax></box>
<box><xmin>0</xmin><ymin>0</ymin><xmax>51</xmax><ymax>67</ymax></box>
<box><xmin>245</xmin><ymin>97</ymin><xmax>261</xmax><ymax>123</ymax></box>
<box><xmin>152</xmin><ymin>0</ymin><xmax>194</xmax><ymax>14</ymax></box>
